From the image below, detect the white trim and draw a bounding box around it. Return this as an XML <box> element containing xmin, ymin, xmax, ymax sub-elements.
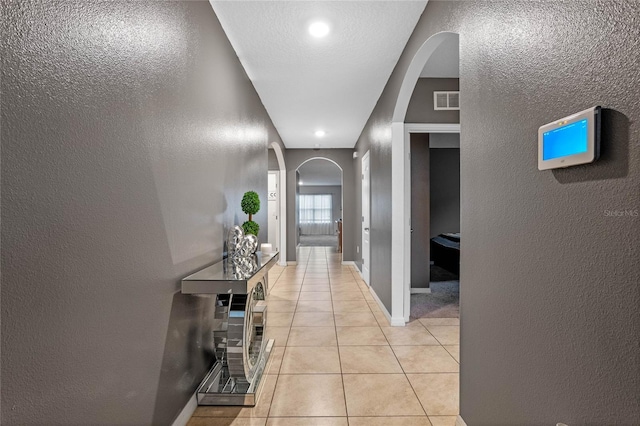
<box><xmin>405</xmin><ymin>123</ymin><xmax>461</xmax><ymax>133</ymax></box>
<box><xmin>269</xmin><ymin>142</ymin><xmax>288</xmax><ymax>267</ymax></box>
<box><xmin>456</xmin><ymin>415</ymin><xmax>468</xmax><ymax>426</ymax></box>
<box><xmin>277</xmin><ymin>169</ymin><xmax>287</xmax><ymax>267</ymax></box>
<box><xmin>171</xmin><ymin>391</ymin><xmax>197</xmax><ymax>426</ymax></box>
<box><xmin>368</xmin><ymin>282</ymin><xmax>405</xmax><ymax>327</ymax></box>
<box><xmin>267</xmin><ymin>170</ymin><xmax>280</xmax><ymax>260</ymax></box>
<box><xmin>287</xmin><ymin>261</ymin><xmax>297</xmax><ymax>266</ymax></box>
<box><xmin>391</xmin><ymin>122</ymin><xmax>408</xmax><ymax>326</ymax></box>
<box><xmin>341</xmin><ymin>261</ymin><xmax>356</xmax><ymax>266</ymax></box>
<box><xmin>410</xmin><ymin>287</ymin><xmax>432</xmax><ymax>294</ymax></box>
<box><xmin>296</xmin><ymin>156</ymin><xmax>343</xmax><ymax>171</ymax></box>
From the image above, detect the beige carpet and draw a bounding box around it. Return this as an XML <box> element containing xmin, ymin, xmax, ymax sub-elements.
<box><xmin>299</xmin><ymin>234</ymin><xmax>338</xmax><ymax>247</ymax></box>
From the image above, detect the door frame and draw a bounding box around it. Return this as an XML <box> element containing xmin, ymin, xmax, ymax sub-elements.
<box><xmin>392</xmin><ymin>122</ymin><xmax>460</xmax><ymax>323</ymax></box>
<box><xmin>267</xmin><ymin>170</ymin><xmax>280</xmax><ymax>254</ymax></box>
<box><xmin>361</xmin><ymin>150</ymin><xmax>371</xmax><ymax>286</ymax></box>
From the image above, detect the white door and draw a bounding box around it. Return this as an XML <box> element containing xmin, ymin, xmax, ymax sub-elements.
<box><xmin>362</xmin><ymin>151</ymin><xmax>371</xmax><ymax>285</ymax></box>
<box><xmin>267</xmin><ymin>172</ymin><xmax>279</xmax><ymax>251</ymax></box>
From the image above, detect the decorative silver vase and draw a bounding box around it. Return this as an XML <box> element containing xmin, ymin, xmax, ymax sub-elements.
<box><xmin>227</xmin><ymin>226</ymin><xmax>259</xmax><ymax>256</ymax></box>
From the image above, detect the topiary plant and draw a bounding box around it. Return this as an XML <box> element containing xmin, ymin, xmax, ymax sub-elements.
<box><xmin>241</xmin><ymin>191</ymin><xmax>260</xmax><ymax>220</ymax></box>
<box><xmin>241</xmin><ymin>191</ymin><xmax>260</xmax><ymax>236</ymax></box>
<box><xmin>242</xmin><ymin>220</ymin><xmax>260</xmax><ymax>236</ymax></box>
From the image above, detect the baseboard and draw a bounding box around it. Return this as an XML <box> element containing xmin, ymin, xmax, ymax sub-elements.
<box><xmin>287</xmin><ymin>261</ymin><xmax>297</xmax><ymax>266</ymax></box>
<box><xmin>171</xmin><ymin>391</ymin><xmax>197</xmax><ymax>426</ymax></box>
<box><xmin>368</xmin><ymin>285</ymin><xmax>406</xmax><ymax>327</ymax></box>
<box><xmin>341</xmin><ymin>261</ymin><xmax>356</xmax><ymax>266</ymax></box>
<box><xmin>390</xmin><ymin>316</ymin><xmax>406</xmax><ymax>326</ymax></box>
<box><xmin>455</xmin><ymin>415</ymin><xmax>468</xmax><ymax>426</ymax></box>
<box><xmin>354</xmin><ymin>267</ymin><xmax>364</xmax><ymax>280</ymax></box>
<box><xmin>411</xmin><ymin>287</ymin><xmax>432</xmax><ymax>294</ymax></box>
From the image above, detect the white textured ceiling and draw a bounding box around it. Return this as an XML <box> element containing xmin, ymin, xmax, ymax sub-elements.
<box><xmin>298</xmin><ymin>159</ymin><xmax>342</xmax><ymax>186</ymax></box>
<box><xmin>420</xmin><ymin>33</ymin><xmax>459</xmax><ymax>78</ymax></box>
<box><xmin>210</xmin><ymin>1</ymin><xmax>428</xmax><ymax>149</ymax></box>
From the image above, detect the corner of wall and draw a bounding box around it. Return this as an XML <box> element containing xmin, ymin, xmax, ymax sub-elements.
<box><xmin>171</xmin><ymin>393</ymin><xmax>198</xmax><ymax>426</ymax></box>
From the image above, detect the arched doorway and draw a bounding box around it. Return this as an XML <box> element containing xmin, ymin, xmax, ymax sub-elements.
<box><xmin>295</xmin><ymin>158</ymin><xmax>344</xmax><ymax>261</ymax></box>
<box><xmin>391</xmin><ymin>32</ymin><xmax>460</xmax><ymax>323</ymax></box>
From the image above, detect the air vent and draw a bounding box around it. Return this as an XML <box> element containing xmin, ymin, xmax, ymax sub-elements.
<box><xmin>434</xmin><ymin>91</ymin><xmax>460</xmax><ymax>111</ymax></box>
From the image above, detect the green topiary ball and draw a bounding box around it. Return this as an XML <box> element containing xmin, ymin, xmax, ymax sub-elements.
<box><xmin>242</xmin><ymin>220</ymin><xmax>260</xmax><ymax>236</ymax></box>
<box><xmin>241</xmin><ymin>191</ymin><xmax>260</xmax><ymax>216</ymax></box>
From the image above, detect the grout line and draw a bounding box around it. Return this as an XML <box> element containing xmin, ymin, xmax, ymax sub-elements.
<box><xmin>268</xmin><ymin>248</ymin><xmax>459</xmax><ymax>422</ymax></box>
<box><xmin>326</xmin><ymin>248</ymin><xmax>350</xmax><ymax>419</ymax></box>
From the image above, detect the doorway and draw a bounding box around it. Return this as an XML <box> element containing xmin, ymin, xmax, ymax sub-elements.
<box><xmin>295</xmin><ymin>158</ymin><xmax>343</xmax><ymax>257</ymax></box>
<box><xmin>268</xmin><ymin>143</ymin><xmax>287</xmax><ymax>266</ymax></box>
<box><xmin>267</xmin><ymin>171</ymin><xmax>280</xmax><ymax>253</ymax></box>
<box><xmin>410</xmin><ymin>132</ymin><xmax>460</xmax><ymax>319</ymax></box>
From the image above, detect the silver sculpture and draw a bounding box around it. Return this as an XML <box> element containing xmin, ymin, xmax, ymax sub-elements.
<box><xmin>227</xmin><ymin>227</ymin><xmax>259</xmax><ymax>278</ymax></box>
<box><xmin>227</xmin><ymin>225</ymin><xmax>245</xmax><ymax>256</ymax></box>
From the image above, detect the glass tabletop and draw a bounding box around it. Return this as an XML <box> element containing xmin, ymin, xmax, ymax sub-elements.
<box><xmin>182</xmin><ymin>251</ymin><xmax>279</xmax><ymax>283</ymax></box>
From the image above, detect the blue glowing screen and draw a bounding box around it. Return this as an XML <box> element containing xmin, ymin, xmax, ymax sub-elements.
<box><xmin>543</xmin><ymin>118</ymin><xmax>589</xmax><ymax>160</ymax></box>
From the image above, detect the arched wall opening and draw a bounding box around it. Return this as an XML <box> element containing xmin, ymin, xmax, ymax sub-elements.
<box><xmin>269</xmin><ymin>141</ymin><xmax>287</xmax><ymax>266</ymax></box>
<box><xmin>294</xmin><ymin>157</ymin><xmax>344</xmax><ymax>261</ymax></box>
<box><xmin>390</xmin><ymin>31</ymin><xmax>460</xmax><ymax>324</ymax></box>
<box><xmin>284</xmin><ymin>149</ymin><xmax>356</xmax><ymax>265</ymax></box>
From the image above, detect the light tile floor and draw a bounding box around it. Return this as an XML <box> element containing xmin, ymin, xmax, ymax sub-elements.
<box><xmin>188</xmin><ymin>247</ymin><xmax>460</xmax><ymax>426</ymax></box>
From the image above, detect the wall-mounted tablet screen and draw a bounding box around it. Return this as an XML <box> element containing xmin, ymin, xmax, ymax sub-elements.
<box><xmin>542</xmin><ymin>118</ymin><xmax>588</xmax><ymax>160</ymax></box>
<box><xmin>538</xmin><ymin>106</ymin><xmax>600</xmax><ymax>170</ymax></box>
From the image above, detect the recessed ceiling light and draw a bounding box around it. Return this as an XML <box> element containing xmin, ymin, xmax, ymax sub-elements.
<box><xmin>309</xmin><ymin>22</ymin><xmax>330</xmax><ymax>38</ymax></box>
<box><xmin>314</xmin><ymin>130</ymin><xmax>326</xmax><ymax>137</ymax></box>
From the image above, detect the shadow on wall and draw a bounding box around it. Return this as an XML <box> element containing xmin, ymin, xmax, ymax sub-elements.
<box><xmin>553</xmin><ymin>109</ymin><xmax>629</xmax><ymax>183</ymax></box>
<box><xmin>152</xmin><ymin>292</ymin><xmax>215</xmax><ymax>425</ymax></box>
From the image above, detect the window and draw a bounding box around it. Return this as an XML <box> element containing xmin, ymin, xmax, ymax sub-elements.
<box><xmin>299</xmin><ymin>194</ymin><xmax>332</xmax><ymax>223</ymax></box>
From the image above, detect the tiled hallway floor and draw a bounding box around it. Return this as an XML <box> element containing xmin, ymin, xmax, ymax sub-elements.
<box><xmin>188</xmin><ymin>247</ymin><xmax>460</xmax><ymax>426</ymax></box>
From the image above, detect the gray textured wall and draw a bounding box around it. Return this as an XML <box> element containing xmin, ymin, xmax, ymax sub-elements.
<box><xmin>268</xmin><ymin>148</ymin><xmax>280</xmax><ymax>171</ymax></box>
<box><xmin>285</xmin><ymin>149</ymin><xmax>356</xmax><ymax>262</ymax></box>
<box><xmin>410</xmin><ymin>134</ymin><xmax>431</xmax><ymax>288</ymax></box>
<box><xmin>430</xmin><ymin>148</ymin><xmax>460</xmax><ymax>238</ymax></box>
<box><xmin>430</xmin><ymin>132</ymin><xmax>460</xmax><ymax>149</ymax></box>
<box><xmin>1</xmin><ymin>2</ymin><xmax>281</xmax><ymax>425</ymax></box>
<box><xmin>406</xmin><ymin>78</ymin><xmax>460</xmax><ymax>123</ymax></box>
<box><xmin>355</xmin><ymin>0</ymin><xmax>639</xmax><ymax>424</ymax></box>
<box><xmin>299</xmin><ymin>185</ymin><xmax>343</xmax><ymax>234</ymax></box>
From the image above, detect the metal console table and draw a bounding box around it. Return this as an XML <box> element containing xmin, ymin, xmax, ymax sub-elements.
<box><xmin>182</xmin><ymin>251</ymin><xmax>279</xmax><ymax>406</ymax></box>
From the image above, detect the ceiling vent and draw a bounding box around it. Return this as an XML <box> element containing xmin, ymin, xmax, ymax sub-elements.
<box><xmin>434</xmin><ymin>91</ymin><xmax>460</xmax><ymax>110</ymax></box>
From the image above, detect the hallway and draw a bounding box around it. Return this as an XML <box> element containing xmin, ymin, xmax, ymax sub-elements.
<box><xmin>188</xmin><ymin>247</ymin><xmax>460</xmax><ymax>426</ymax></box>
